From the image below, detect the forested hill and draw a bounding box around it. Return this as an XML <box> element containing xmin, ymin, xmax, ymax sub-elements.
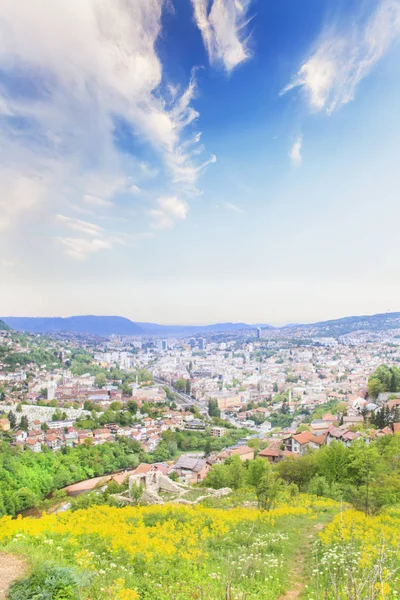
<box><xmin>286</xmin><ymin>311</ymin><xmax>400</xmax><ymax>336</ymax></box>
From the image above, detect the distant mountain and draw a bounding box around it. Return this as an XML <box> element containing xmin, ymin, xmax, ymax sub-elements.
<box><xmin>137</xmin><ymin>322</ymin><xmax>273</xmax><ymax>336</ymax></box>
<box><xmin>0</xmin><ymin>319</ymin><xmax>11</xmax><ymax>331</ymax></box>
<box><xmin>3</xmin><ymin>312</ymin><xmax>398</xmax><ymax>338</ymax></box>
<box><xmin>1</xmin><ymin>316</ymin><xmax>144</xmax><ymax>337</ymax></box>
<box><xmin>1</xmin><ymin>316</ymin><xmax>270</xmax><ymax>338</ymax></box>
<box><xmin>288</xmin><ymin>312</ymin><xmax>400</xmax><ymax>336</ymax></box>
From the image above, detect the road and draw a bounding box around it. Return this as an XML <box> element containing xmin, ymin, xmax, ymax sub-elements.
<box><xmin>154</xmin><ymin>376</ymin><xmax>209</xmax><ymax>415</ymax></box>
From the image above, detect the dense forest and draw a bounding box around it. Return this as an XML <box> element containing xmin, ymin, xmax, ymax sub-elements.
<box><xmin>0</xmin><ymin>439</ymin><xmax>141</xmax><ymax>516</ymax></box>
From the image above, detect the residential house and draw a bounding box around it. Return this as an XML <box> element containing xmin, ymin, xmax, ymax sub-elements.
<box><xmin>0</xmin><ymin>418</ymin><xmax>10</xmax><ymax>431</ymax></box>
<box><xmin>258</xmin><ymin>446</ymin><xmax>292</xmax><ymax>465</ymax></box>
<box><xmin>229</xmin><ymin>445</ymin><xmax>254</xmax><ymax>461</ymax></box>
<box><xmin>171</xmin><ymin>456</ymin><xmax>211</xmax><ymax>483</ymax></box>
<box><xmin>283</xmin><ymin>431</ymin><xmax>326</xmax><ymax>455</ymax></box>
<box><xmin>26</xmin><ymin>439</ymin><xmax>42</xmax><ymax>452</ymax></box>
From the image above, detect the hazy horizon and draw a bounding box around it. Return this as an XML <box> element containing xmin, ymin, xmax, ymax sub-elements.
<box><xmin>1</xmin><ymin>307</ymin><xmax>397</xmax><ymax>328</ymax></box>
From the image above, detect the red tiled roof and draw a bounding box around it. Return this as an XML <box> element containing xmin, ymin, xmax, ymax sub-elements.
<box><xmin>258</xmin><ymin>447</ymin><xmax>281</xmax><ymax>458</ymax></box>
<box><xmin>230</xmin><ymin>445</ymin><xmax>254</xmax><ymax>456</ymax></box>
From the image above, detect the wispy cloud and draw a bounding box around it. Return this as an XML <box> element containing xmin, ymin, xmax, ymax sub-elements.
<box><xmin>57</xmin><ymin>215</ymin><xmax>103</xmax><ymax>237</ymax></box>
<box><xmin>282</xmin><ymin>0</ymin><xmax>400</xmax><ymax>113</ymax></box>
<box><xmin>289</xmin><ymin>136</ymin><xmax>303</xmax><ymax>167</ymax></box>
<box><xmin>55</xmin><ymin>237</ymin><xmax>117</xmax><ymax>261</ymax></box>
<box><xmin>83</xmin><ymin>195</ymin><xmax>112</xmax><ymax>208</ymax></box>
<box><xmin>0</xmin><ymin>0</ymin><xmax>215</xmax><ymax>260</ymax></box>
<box><xmin>149</xmin><ymin>196</ymin><xmax>188</xmax><ymax>229</ymax></box>
<box><xmin>191</xmin><ymin>0</ymin><xmax>253</xmax><ymax>72</ymax></box>
<box><xmin>224</xmin><ymin>201</ymin><xmax>244</xmax><ymax>213</ymax></box>
<box><xmin>0</xmin><ymin>170</ymin><xmax>47</xmax><ymax>230</ymax></box>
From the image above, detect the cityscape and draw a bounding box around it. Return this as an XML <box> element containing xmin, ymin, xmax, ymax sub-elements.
<box><xmin>1</xmin><ymin>0</ymin><xmax>400</xmax><ymax>597</ymax></box>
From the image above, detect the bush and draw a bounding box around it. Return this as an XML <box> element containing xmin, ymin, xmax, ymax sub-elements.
<box><xmin>8</xmin><ymin>565</ymin><xmax>80</xmax><ymax>600</ymax></box>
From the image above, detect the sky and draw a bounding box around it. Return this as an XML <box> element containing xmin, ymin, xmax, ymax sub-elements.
<box><xmin>1</xmin><ymin>0</ymin><xmax>400</xmax><ymax>325</ymax></box>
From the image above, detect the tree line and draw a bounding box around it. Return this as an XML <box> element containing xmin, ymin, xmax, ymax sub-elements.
<box><xmin>203</xmin><ymin>436</ymin><xmax>400</xmax><ymax>514</ymax></box>
<box><xmin>0</xmin><ymin>438</ymin><xmax>141</xmax><ymax>516</ymax></box>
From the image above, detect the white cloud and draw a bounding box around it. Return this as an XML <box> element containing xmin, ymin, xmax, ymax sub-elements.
<box><xmin>224</xmin><ymin>201</ymin><xmax>244</xmax><ymax>213</ymax></box>
<box><xmin>289</xmin><ymin>136</ymin><xmax>303</xmax><ymax>168</ymax></box>
<box><xmin>83</xmin><ymin>195</ymin><xmax>112</xmax><ymax>208</ymax></box>
<box><xmin>56</xmin><ymin>215</ymin><xmax>103</xmax><ymax>237</ymax></box>
<box><xmin>0</xmin><ymin>0</ymin><xmax>215</xmax><ymax>259</ymax></box>
<box><xmin>55</xmin><ymin>237</ymin><xmax>115</xmax><ymax>261</ymax></box>
<box><xmin>149</xmin><ymin>195</ymin><xmax>188</xmax><ymax>229</ymax></box>
<box><xmin>0</xmin><ymin>170</ymin><xmax>47</xmax><ymax>230</ymax></box>
<box><xmin>282</xmin><ymin>0</ymin><xmax>400</xmax><ymax>113</ymax></box>
<box><xmin>191</xmin><ymin>0</ymin><xmax>252</xmax><ymax>72</ymax></box>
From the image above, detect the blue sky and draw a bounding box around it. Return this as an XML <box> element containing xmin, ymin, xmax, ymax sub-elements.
<box><xmin>1</xmin><ymin>0</ymin><xmax>400</xmax><ymax>325</ymax></box>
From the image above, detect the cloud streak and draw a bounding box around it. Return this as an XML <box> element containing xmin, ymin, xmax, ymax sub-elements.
<box><xmin>224</xmin><ymin>201</ymin><xmax>244</xmax><ymax>213</ymax></box>
<box><xmin>289</xmin><ymin>136</ymin><xmax>303</xmax><ymax>167</ymax></box>
<box><xmin>282</xmin><ymin>0</ymin><xmax>400</xmax><ymax>113</ymax></box>
<box><xmin>191</xmin><ymin>0</ymin><xmax>252</xmax><ymax>72</ymax></box>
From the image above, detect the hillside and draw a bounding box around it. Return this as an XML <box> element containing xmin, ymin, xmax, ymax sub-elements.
<box><xmin>0</xmin><ymin>320</ymin><xmax>10</xmax><ymax>331</ymax></box>
<box><xmin>0</xmin><ymin>498</ymin><xmax>338</xmax><ymax>600</ymax></box>
<box><xmin>288</xmin><ymin>311</ymin><xmax>400</xmax><ymax>336</ymax></box>
<box><xmin>1</xmin><ymin>316</ymin><xmax>144</xmax><ymax>337</ymax></box>
<box><xmin>1</xmin><ymin>497</ymin><xmax>399</xmax><ymax>600</ymax></box>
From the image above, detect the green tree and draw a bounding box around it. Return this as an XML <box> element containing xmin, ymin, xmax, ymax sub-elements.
<box><xmin>317</xmin><ymin>441</ymin><xmax>349</xmax><ymax>484</ymax></box>
<box><xmin>276</xmin><ymin>453</ymin><xmax>317</xmax><ymax>490</ymax></box>
<box><xmin>247</xmin><ymin>457</ymin><xmax>268</xmax><ymax>487</ymax></box>
<box><xmin>174</xmin><ymin>379</ymin><xmax>186</xmax><ymax>392</ymax></box>
<box><xmin>19</xmin><ymin>415</ymin><xmax>29</xmax><ymax>431</ymax></box>
<box><xmin>7</xmin><ymin>411</ymin><xmax>16</xmax><ymax>429</ymax></box>
<box><xmin>256</xmin><ymin>469</ymin><xmax>283</xmax><ymax>510</ymax></box>
<box><xmin>94</xmin><ymin>373</ymin><xmax>107</xmax><ymax>388</ymax></box>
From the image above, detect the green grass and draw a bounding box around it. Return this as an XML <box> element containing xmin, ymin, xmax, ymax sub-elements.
<box><xmin>0</xmin><ymin>497</ymin><xmax>340</xmax><ymax>599</ymax></box>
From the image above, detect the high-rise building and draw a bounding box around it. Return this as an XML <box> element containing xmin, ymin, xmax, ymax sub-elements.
<box><xmin>189</xmin><ymin>337</ymin><xmax>196</xmax><ymax>348</ymax></box>
<box><xmin>198</xmin><ymin>338</ymin><xmax>207</xmax><ymax>350</ymax></box>
<box><xmin>256</xmin><ymin>327</ymin><xmax>261</xmax><ymax>339</ymax></box>
<box><xmin>161</xmin><ymin>339</ymin><xmax>168</xmax><ymax>351</ymax></box>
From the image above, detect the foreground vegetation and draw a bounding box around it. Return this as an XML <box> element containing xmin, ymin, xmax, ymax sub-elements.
<box><xmin>0</xmin><ymin>497</ymin><xmax>338</xmax><ymax>600</ymax></box>
<box><xmin>308</xmin><ymin>507</ymin><xmax>400</xmax><ymax>599</ymax></box>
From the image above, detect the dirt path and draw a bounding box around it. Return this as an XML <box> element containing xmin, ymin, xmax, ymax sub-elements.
<box><xmin>279</xmin><ymin>522</ymin><xmax>325</xmax><ymax>600</ymax></box>
<box><xmin>0</xmin><ymin>553</ymin><xmax>27</xmax><ymax>599</ymax></box>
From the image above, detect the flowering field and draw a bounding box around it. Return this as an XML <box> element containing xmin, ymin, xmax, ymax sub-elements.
<box><xmin>308</xmin><ymin>508</ymin><xmax>400</xmax><ymax>599</ymax></box>
<box><xmin>0</xmin><ymin>500</ymin><xmax>336</xmax><ymax>600</ymax></box>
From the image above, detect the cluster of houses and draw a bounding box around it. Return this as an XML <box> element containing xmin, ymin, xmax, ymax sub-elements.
<box><xmin>129</xmin><ymin>444</ymin><xmax>256</xmax><ymax>486</ymax></box>
<box><xmin>257</xmin><ymin>410</ymin><xmax>400</xmax><ymax>463</ymax></box>
<box><xmin>0</xmin><ymin>403</ymin><xmax>210</xmax><ymax>454</ymax></box>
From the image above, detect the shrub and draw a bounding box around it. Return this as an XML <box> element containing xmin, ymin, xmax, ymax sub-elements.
<box><xmin>8</xmin><ymin>565</ymin><xmax>80</xmax><ymax>600</ymax></box>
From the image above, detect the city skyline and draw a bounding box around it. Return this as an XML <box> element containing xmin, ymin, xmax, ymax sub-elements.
<box><xmin>1</xmin><ymin>0</ymin><xmax>400</xmax><ymax>323</ymax></box>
